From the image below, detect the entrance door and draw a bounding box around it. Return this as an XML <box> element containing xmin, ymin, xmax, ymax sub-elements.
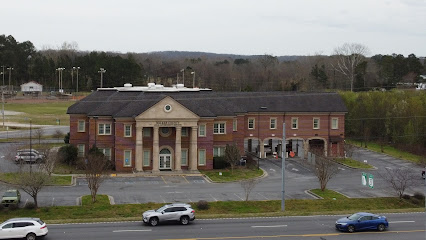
<box><xmin>159</xmin><ymin>149</ymin><xmax>172</xmax><ymax>170</ymax></box>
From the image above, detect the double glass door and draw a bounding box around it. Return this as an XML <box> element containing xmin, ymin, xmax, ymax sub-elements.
<box><xmin>159</xmin><ymin>148</ymin><xmax>172</xmax><ymax>170</ymax></box>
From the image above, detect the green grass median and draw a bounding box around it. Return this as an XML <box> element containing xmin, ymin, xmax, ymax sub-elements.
<box><xmin>0</xmin><ymin>194</ymin><xmax>423</xmax><ymax>224</ymax></box>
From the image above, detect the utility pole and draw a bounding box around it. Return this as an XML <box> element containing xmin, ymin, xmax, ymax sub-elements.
<box><xmin>1</xmin><ymin>65</ymin><xmax>5</xmax><ymax>86</ymax></box>
<box><xmin>180</xmin><ymin>69</ymin><xmax>185</xmax><ymax>86</ymax></box>
<box><xmin>74</xmin><ymin>67</ymin><xmax>80</xmax><ymax>93</ymax></box>
<box><xmin>7</xmin><ymin>67</ymin><xmax>13</xmax><ymax>92</ymax></box>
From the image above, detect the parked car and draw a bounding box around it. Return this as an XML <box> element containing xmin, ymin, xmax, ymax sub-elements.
<box><xmin>422</xmin><ymin>170</ymin><xmax>425</xmax><ymax>179</ymax></box>
<box><xmin>17</xmin><ymin>149</ymin><xmax>40</xmax><ymax>155</ymax></box>
<box><xmin>15</xmin><ymin>151</ymin><xmax>45</xmax><ymax>164</ymax></box>
<box><xmin>0</xmin><ymin>217</ymin><xmax>48</xmax><ymax>240</ymax></box>
<box><xmin>335</xmin><ymin>212</ymin><xmax>388</xmax><ymax>233</ymax></box>
<box><xmin>1</xmin><ymin>190</ymin><xmax>21</xmax><ymax>206</ymax></box>
<box><xmin>142</xmin><ymin>203</ymin><xmax>195</xmax><ymax>226</ymax></box>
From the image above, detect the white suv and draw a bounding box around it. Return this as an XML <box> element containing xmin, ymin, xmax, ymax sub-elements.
<box><xmin>142</xmin><ymin>203</ymin><xmax>195</xmax><ymax>226</ymax></box>
<box><xmin>0</xmin><ymin>218</ymin><xmax>48</xmax><ymax>240</ymax></box>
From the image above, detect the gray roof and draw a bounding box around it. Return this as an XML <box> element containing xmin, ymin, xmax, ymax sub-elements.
<box><xmin>67</xmin><ymin>90</ymin><xmax>347</xmax><ymax>118</ymax></box>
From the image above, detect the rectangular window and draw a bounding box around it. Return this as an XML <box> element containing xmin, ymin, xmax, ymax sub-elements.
<box><xmin>332</xmin><ymin>118</ymin><xmax>339</xmax><ymax>129</ymax></box>
<box><xmin>198</xmin><ymin>124</ymin><xmax>206</xmax><ymax>137</ymax></box>
<box><xmin>143</xmin><ymin>150</ymin><xmax>150</xmax><ymax>166</ymax></box>
<box><xmin>181</xmin><ymin>127</ymin><xmax>188</xmax><ymax>137</ymax></box>
<box><xmin>198</xmin><ymin>149</ymin><xmax>206</xmax><ymax>166</ymax></box>
<box><xmin>78</xmin><ymin>120</ymin><xmax>85</xmax><ymax>132</ymax></box>
<box><xmin>248</xmin><ymin>118</ymin><xmax>255</xmax><ymax>129</ymax></box>
<box><xmin>213</xmin><ymin>147</ymin><xmax>225</xmax><ymax>157</ymax></box>
<box><xmin>313</xmin><ymin>118</ymin><xmax>320</xmax><ymax>129</ymax></box>
<box><xmin>291</xmin><ymin>118</ymin><xmax>298</xmax><ymax>129</ymax></box>
<box><xmin>98</xmin><ymin>123</ymin><xmax>111</xmax><ymax>135</ymax></box>
<box><xmin>233</xmin><ymin>119</ymin><xmax>237</xmax><ymax>131</ymax></box>
<box><xmin>124</xmin><ymin>125</ymin><xmax>132</xmax><ymax>137</ymax></box>
<box><xmin>77</xmin><ymin>144</ymin><xmax>85</xmax><ymax>157</ymax></box>
<box><xmin>143</xmin><ymin>128</ymin><xmax>151</xmax><ymax>137</ymax></box>
<box><xmin>181</xmin><ymin>149</ymin><xmax>188</xmax><ymax>166</ymax></box>
<box><xmin>124</xmin><ymin>150</ymin><xmax>132</xmax><ymax>167</ymax></box>
<box><xmin>213</xmin><ymin>123</ymin><xmax>225</xmax><ymax>134</ymax></box>
<box><xmin>270</xmin><ymin>118</ymin><xmax>277</xmax><ymax>129</ymax></box>
<box><xmin>99</xmin><ymin>148</ymin><xmax>111</xmax><ymax>160</ymax></box>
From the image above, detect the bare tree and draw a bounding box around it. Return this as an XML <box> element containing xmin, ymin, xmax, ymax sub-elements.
<box><xmin>332</xmin><ymin>43</ymin><xmax>370</xmax><ymax>91</ymax></box>
<box><xmin>311</xmin><ymin>152</ymin><xmax>339</xmax><ymax>191</ymax></box>
<box><xmin>15</xmin><ymin>171</ymin><xmax>51</xmax><ymax>208</ymax></box>
<box><xmin>379</xmin><ymin>167</ymin><xmax>418</xmax><ymax>199</ymax></box>
<box><xmin>34</xmin><ymin>128</ymin><xmax>45</xmax><ymax>145</ymax></box>
<box><xmin>84</xmin><ymin>150</ymin><xmax>110</xmax><ymax>203</ymax></box>
<box><xmin>52</xmin><ymin>129</ymin><xmax>64</xmax><ymax>143</ymax></box>
<box><xmin>344</xmin><ymin>142</ymin><xmax>355</xmax><ymax>158</ymax></box>
<box><xmin>225</xmin><ymin>143</ymin><xmax>241</xmax><ymax>174</ymax></box>
<box><xmin>241</xmin><ymin>178</ymin><xmax>259</xmax><ymax>201</ymax></box>
<box><xmin>38</xmin><ymin>146</ymin><xmax>57</xmax><ymax>176</ymax></box>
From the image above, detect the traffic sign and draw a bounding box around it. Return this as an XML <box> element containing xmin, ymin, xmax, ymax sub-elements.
<box><xmin>361</xmin><ymin>172</ymin><xmax>367</xmax><ymax>186</ymax></box>
<box><xmin>368</xmin><ymin>174</ymin><xmax>374</xmax><ymax>188</ymax></box>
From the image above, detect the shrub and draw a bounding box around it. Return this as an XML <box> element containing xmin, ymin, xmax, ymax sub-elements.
<box><xmin>8</xmin><ymin>204</ymin><xmax>19</xmax><ymax>211</ymax></box>
<box><xmin>0</xmin><ymin>204</ymin><xmax>4</xmax><ymax>211</ymax></box>
<box><xmin>197</xmin><ymin>200</ymin><xmax>209</xmax><ymax>210</ymax></box>
<box><xmin>413</xmin><ymin>192</ymin><xmax>425</xmax><ymax>200</ymax></box>
<box><xmin>402</xmin><ymin>194</ymin><xmax>411</xmax><ymax>200</ymax></box>
<box><xmin>58</xmin><ymin>144</ymin><xmax>79</xmax><ymax>166</ymax></box>
<box><xmin>410</xmin><ymin>198</ymin><xmax>420</xmax><ymax>205</ymax></box>
<box><xmin>25</xmin><ymin>202</ymin><xmax>36</xmax><ymax>210</ymax></box>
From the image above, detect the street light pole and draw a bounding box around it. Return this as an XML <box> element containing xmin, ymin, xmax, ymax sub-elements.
<box><xmin>258</xmin><ymin>107</ymin><xmax>267</xmax><ymax>169</ymax></box>
<box><xmin>73</xmin><ymin>67</ymin><xmax>80</xmax><ymax>93</ymax></box>
<box><xmin>191</xmin><ymin>71</ymin><xmax>195</xmax><ymax>88</ymax></box>
<box><xmin>98</xmin><ymin>68</ymin><xmax>106</xmax><ymax>88</ymax></box>
<box><xmin>282</xmin><ymin>123</ymin><xmax>286</xmax><ymax>211</ymax></box>
<box><xmin>7</xmin><ymin>67</ymin><xmax>13</xmax><ymax>92</ymax></box>
<box><xmin>56</xmin><ymin>67</ymin><xmax>65</xmax><ymax>93</ymax></box>
<box><xmin>1</xmin><ymin>65</ymin><xmax>5</xmax><ymax>86</ymax></box>
<box><xmin>180</xmin><ymin>69</ymin><xmax>185</xmax><ymax>86</ymax></box>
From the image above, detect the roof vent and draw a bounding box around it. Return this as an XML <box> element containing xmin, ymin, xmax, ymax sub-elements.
<box><xmin>148</xmin><ymin>83</ymin><xmax>155</xmax><ymax>88</ymax></box>
<box><xmin>124</xmin><ymin>83</ymin><xmax>132</xmax><ymax>88</ymax></box>
<box><xmin>155</xmin><ymin>84</ymin><xmax>164</xmax><ymax>89</ymax></box>
<box><xmin>176</xmin><ymin>84</ymin><xmax>184</xmax><ymax>88</ymax></box>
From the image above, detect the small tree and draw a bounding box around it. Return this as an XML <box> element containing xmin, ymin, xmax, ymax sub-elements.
<box><xmin>57</xmin><ymin>144</ymin><xmax>78</xmax><ymax>166</ymax></box>
<box><xmin>15</xmin><ymin>171</ymin><xmax>51</xmax><ymax>208</ymax></box>
<box><xmin>84</xmin><ymin>147</ymin><xmax>109</xmax><ymax>203</ymax></box>
<box><xmin>39</xmin><ymin>146</ymin><xmax>57</xmax><ymax>176</ymax></box>
<box><xmin>311</xmin><ymin>152</ymin><xmax>339</xmax><ymax>191</ymax></box>
<box><xmin>241</xmin><ymin>178</ymin><xmax>259</xmax><ymax>201</ymax></box>
<box><xmin>225</xmin><ymin>143</ymin><xmax>241</xmax><ymax>173</ymax></box>
<box><xmin>379</xmin><ymin>167</ymin><xmax>418</xmax><ymax>199</ymax></box>
<box><xmin>34</xmin><ymin>128</ymin><xmax>44</xmax><ymax>145</ymax></box>
<box><xmin>344</xmin><ymin>142</ymin><xmax>355</xmax><ymax>158</ymax></box>
<box><xmin>52</xmin><ymin>129</ymin><xmax>64</xmax><ymax>143</ymax></box>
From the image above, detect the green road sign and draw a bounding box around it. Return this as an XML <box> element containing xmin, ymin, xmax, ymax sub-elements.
<box><xmin>362</xmin><ymin>172</ymin><xmax>367</xmax><ymax>186</ymax></box>
<box><xmin>368</xmin><ymin>174</ymin><xmax>374</xmax><ymax>188</ymax></box>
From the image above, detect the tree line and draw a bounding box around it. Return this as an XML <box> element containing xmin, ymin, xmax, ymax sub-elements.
<box><xmin>0</xmin><ymin>34</ymin><xmax>424</xmax><ymax>93</ymax></box>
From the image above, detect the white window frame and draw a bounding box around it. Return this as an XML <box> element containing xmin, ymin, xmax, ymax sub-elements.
<box><xmin>77</xmin><ymin>144</ymin><xmax>85</xmax><ymax>157</ymax></box>
<box><xmin>233</xmin><ymin>119</ymin><xmax>237</xmax><ymax>131</ymax></box>
<box><xmin>143</xmin><ymin>128</ymin><xmax>151</xmax><ymax>137</ymax></box>
<box><xmin>143</xmin><ymin>149</ymin><xmax>150</xmax><ymax>166</ymax></box>
<box><xmin>270</xmin><ymin>118</ymin><xmax>277</xmax><ymax>129</ymax></box>
<box><xmin>98</xmin><ymin>123</ymin><xmax>111</xmax><ymax>135</ymax></box>
<box><xmin>291</xmin><ymin>117</ymin><xmax>298</xmax><ymax>129</ymax></box>
<box><xmin>332</xmin><ymin>118</ymin><xmax>339</xmax><ymax>129</ymax></box>
<box><xmin>78</xmin><ymin>120</ymin><xmax>85</xmax><ymax>132</ymax></box>
<box><xmin>213</xmin><ymin>147</ymin><xmax>225</xmax><ymax>157</ymax></box>
<box><xmin>124</xmin><ymin>150</ymin><xmax>132</xmax><ymax>167</ymax></box>
<box><xmin>198</xmin><ymin>149</ymin><xmax>206</xmax><ymax>166</ymax></box>
<box><xmin>99</xmin><ymin>148</ymin><xmax>112</xmax><ymax>160</ymax></box>
<box><xmin>124</xmin><ymin>125</ymin><xmax>132</xmax><ymax>137</ymax></box>
<box><xmin>198</xmin><ymin>124</ymin><xmax>206</xmax><ymax>137</ymax></box>
<box><xmin>313</xmin><ymin>118</ymin><xmax>320</xmax><ymax>129</ymax></box>
<box><xmin>213</xmin><ymin>122</ymin><xmax>226</xmax><ymax>134</ymax></box>
<box><xmin>248</xmin><ymin>118</ymin><xmax>255</xmax><ymax>129</ymax></box>
<box><xmin>181</xmin><ymin>149</ymin><xmax>188</xmax><ymax>166</ymax></box>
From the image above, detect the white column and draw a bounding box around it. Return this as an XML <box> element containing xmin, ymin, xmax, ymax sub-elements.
<box><xmin>135</xmin><ymin>126</ymin><xmax>143</xmax><ymax>171</ymax></box>
<box><xmin>152</xmin><ymin>126</ymin><xmax>159</xmax><ymax>172</ymax></box>
<box><xmin>189</xmin><ymin>126</ymin><xmax>198</xmax><ymax>171</ymax></box>
<box><xmin>175</xmin><ymin>126</ymin><xmax>182</xmax><ymax>171</ymax></box>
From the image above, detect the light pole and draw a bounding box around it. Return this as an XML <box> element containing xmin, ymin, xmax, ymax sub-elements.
<box><xmin>56</xmin><ymin>67</ymin><xmax>65</xmax><ymax>93</ymax></box>
<box><xmin>1</xmin><ymin>65</ymin><xmax>5</xmax><ymax>86</ymax></box>
<box><xmin>258</xmin><ymin>106</ymin><xmax>267</xmax><ymax>169</ymax></box>
<box><xmin>281</xmin><ymin>123</ymin><xmax>286</xmax><ymax>211</ymax></box>
<box><xmin>180</xmin><ymin>69</ymin><xmax>185</xmax><ymax>86</ymax></box>
<box><xmin>191</xmin><ymin>71</ymin><xmax>195</xmax><ymax>88</ymax></box>
<box><xmin>98</xmin><ymin>68</ymin><xmax>106</xmax><ymax>88</ymax></box>
<box><xmin>73</xmin><ymin>67</ymin><xmax>80</xmax><ymax>93</ymax></box>
<box><xmin>7</xmin><ymin>67</ymin><xmax>13</xmax><ymax>92</ymax></box>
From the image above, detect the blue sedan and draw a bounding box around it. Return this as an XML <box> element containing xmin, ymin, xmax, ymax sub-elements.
<box><xmin>335</xmin><ymin>212</ymin><xmax>388</xmax><ymax>233</ymax></box>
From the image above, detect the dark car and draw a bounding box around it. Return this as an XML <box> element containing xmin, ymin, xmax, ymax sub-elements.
<box><xmin>335</xmin><ymin>212</ymin><xmax>388</xmax><ymax>233</ymax></box>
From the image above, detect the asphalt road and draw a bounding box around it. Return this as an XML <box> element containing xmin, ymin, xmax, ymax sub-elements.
<box><xmin>43</xmin><ymin>212</ymin><xmax>426</xmax><ymax>240</ymax></box>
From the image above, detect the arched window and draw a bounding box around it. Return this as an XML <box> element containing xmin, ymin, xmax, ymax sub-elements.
<box><xmin>160</xmin><ymin>149</ymin><xmax>171</xmax><ymax>154</ymax></box>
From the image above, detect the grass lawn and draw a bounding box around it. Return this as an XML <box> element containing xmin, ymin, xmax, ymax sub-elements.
<box><xmin>200</xmin><ymin>167</ymin><xmax>263</xmax><ymax>182</ymax></box>
<box><xmin>0</xmin><ymin>173</ymin><xmax>72</xmax><ymax>186</ymax></box>
<box><xmin>310</xmin><ymin>189</ymin><xmax>347</xmax><ymax>200</ymax></box>
<box><xmin>0</xmin><ymin>195</ymin><xmax>423</xmax><ymax>224</ymax></box>
<box><xmin>4</xmin><ymin>101</ymin><xmax>74</xmax><ymax>125</ymax></box>
<box><xmin>335</xmin><ymin>158</ymin><xmax>373</xmax><ymax>169</ymax></box>
<box><xmin>347</xmin><ymin>140</ymin><xmax>424</xmax><ymax>164</ymax></box>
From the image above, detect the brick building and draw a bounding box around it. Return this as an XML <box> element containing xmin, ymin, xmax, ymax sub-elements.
<box><xmin>67</xmin><ymin>83</ymin><xmax>347</xmax><ymax>172</ymax></box>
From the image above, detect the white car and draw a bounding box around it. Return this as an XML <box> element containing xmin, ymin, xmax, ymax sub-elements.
<box><xmin>142</xmin><ymin>203</ymin><xmax>195</xmax><ymax>226</ymax></box>
<box><xmin>0</xmin><ymin>218</ymin><xmax>48</xmax><ymax>240</ymax></box>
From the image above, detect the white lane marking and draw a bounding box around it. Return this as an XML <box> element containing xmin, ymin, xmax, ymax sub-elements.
<box><xmin>234</xmin><ymin>193</ymin><xmax>244</xmax><ymax>201</ymax></box>
<box><xmin>113</xmin><ymin>230</ymin><xmax>152</xmax><ymax>233</ymax></box>
<box><xmin>257</xmin><ymin>192</ymin><xmax>269</xmax><ymax>200</ymax></box>
<box><xmin>338</xmin><ymin>167</ymin><xmax>345</xmax><ymax>170</ymax></box>
<box><xmin>269</xmin><ymin>168</ymin><xmax>276</xmax><ymax>172</ymax></box>
<box><xmin>166</xmin><ymin>192</ymin><xmax>183</xmax><ymax>194</ymax></box>
<box><xmin>51</xmin><ymin>198</ymin><xmax>55</xmax><ymax>206</ymax></box>
<box><xmin>210</xmin><ymin>194</ymin><xmax>218</xmax><ymax>202</ymax></box>
<box><xmin>291</xmin><ymin>168</ymin><xmax>299</xmax><ymax>172</ymax></box>
<box><xmin>389</xmin><ymin>221</ymin><xmax>415</xmax><ymax>223</ymax></box>
<box><xmin>252</xmin><ymin>225</ymin><xmax>288</xmax><ymax>228</ymax></box>
<box><xmin>159</xmin><ymin>195</ymin><xmax>166</xmax><ymax>203</ymax></box>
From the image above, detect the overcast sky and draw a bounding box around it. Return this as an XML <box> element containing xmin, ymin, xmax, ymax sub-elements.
<box><xmin>2</xmin><ymin>0</ymin><xmax>425</xmax><ymax>57</ymax></box>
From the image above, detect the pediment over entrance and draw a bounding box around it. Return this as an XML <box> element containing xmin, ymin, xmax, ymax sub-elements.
<box><xmin>135</xmin><ymin>96</ymin><xmax>200</xmax><ymax>125</ymax></box>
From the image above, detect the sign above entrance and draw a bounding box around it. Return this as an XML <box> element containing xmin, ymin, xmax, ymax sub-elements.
<box><xmin>156</xmin><ymin>121</ymin><xmax>181</xmax><ymax>126</ymax></box>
